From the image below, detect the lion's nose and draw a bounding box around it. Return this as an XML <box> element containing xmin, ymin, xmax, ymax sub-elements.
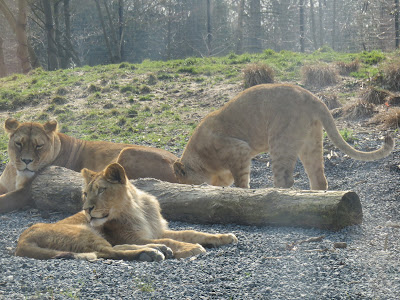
<box><xmin>21</xmin><ymin>158</ymin><xmax>33</xmax><ymax>165</ymax></box>
<box><xmin>85</xmin><ymin>206</ymin><xmax>94</xmax><ymax>214</ymax></box>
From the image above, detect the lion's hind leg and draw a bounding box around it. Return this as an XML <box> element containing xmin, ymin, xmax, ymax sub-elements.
<box><xmin>298</xmin><ymin>121</ymin><xmax>328</xmax><ymax>190</ymax></box>
<box><xmin>15</xmin><ymin>223</ymin><xmax>165</xmax><ymax>261</ymax></box>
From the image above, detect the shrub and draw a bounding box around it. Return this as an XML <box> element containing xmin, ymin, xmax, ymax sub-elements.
<box><xmin>147</xmin><ymin>73</ymin><xmax>157</xmax><ymax>85</ymax></box>
<box><xmin>342</xmin><ymin>100</ymin><xmax>376</xmax><ymax>120</ymax></box>
<box><xmin>127</xmin><ymin>108</ymin><xmax>138</xmax><ymax>117</ymax></box>
<box><xmin>377</xmin><ymin>59</ymin><xmax>400</xmax><ymax>91</ymax></box>
<box><xmin>336</xmin><ymin>60</ymin><xmax>360</xmax><ymax>76</ymax></box>
<box><xmin>359</xmin><ymin>50</ymin><xmax>385</xmax><ymax>65</ymax></box>
<box><xmin>120</xmin><ymin>85</ymin><xmax>137</xmax><ymax>93</ymax></box>
<box><xmin>361</xmin><ymin>87</ymin><xmax>391</xmax><ymax>105</ymax></box>
<box><xmin>51</xmin><ymin>96</ymin><xmax>67</xmax><ymax>105</ymax></box>
<box><xmin>301</xmin><ymin>64</ymin><xmax>338</xmax><ymax>87</ymax></box>
<box><xmin>370</xmin><ymin>108</ymin><xmax>400</xmax><ymax>129</ymax></box>
<box><xmin>139</xmin><ymin>84</ymin><xmax>151</xmax><ymax>94</ymax></box>
<box><xmin>243</xmin><ymin>63</ymin><xmax>274</xmax><ymax>88</ymax></box>
<box><xmin>87</xmin><ymin>84</ymin><xmax>101</xmax><ymax>93</ymax></box>
<box><xmin>55</xmin><ymin>87</ymin><xmax>68</xmax><ymax>96</ymax></box>
<box><xmin>318</xmin><ymin>93</ymin><xmax>342</xmax><ymax>110</ymax></box>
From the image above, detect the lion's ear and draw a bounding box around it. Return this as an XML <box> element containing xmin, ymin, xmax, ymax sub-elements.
<box><xmin>173</xmin><ymin>160</ymin><xmax>186</xmax><ymax>177</ymax></box>
<box><xmin>4</xmin><ymin>118</ymin><xmax>20</xmax><ymax>134</ymax></box>
<box><xmin>104</xmin><ymin>163</ymin><xmax>127</xmax><ymax>184</ymax></box>
<box><xmin>81</xmin><ymin>168</ymin><xmax>96</xmax><ymax>184</ymax></box>
<box><xmin>43</xmin><ymin>120</ymin><xmax>58</xmax><ymax>133</ymax></box>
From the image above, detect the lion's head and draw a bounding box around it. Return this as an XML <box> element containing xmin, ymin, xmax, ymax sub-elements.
<box><xmin>4</xmin><ymin>118</ymin><xmax>61</xmax><ymax>174</ymax></box>
<box><xmin>81</xmin><ymin>163</ymin><xmax>128</xmax><ymax>227</ymax></box>
<box><xmin>173</xmin><ymin>159</ymin><xmax>210</xmax><ymax>185</ymax></box>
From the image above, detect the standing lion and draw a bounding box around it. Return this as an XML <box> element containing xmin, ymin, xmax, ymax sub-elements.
<box><xmin>173</xmin><ymin>84</ymin><xmax>394</xmax><ymax>190</ymax></box>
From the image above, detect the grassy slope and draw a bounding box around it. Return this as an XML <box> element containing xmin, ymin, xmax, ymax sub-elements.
<box><xmin>0</xmin><ymin>48</ymin><xmax>395</xmax><ymax>164</ymax></box>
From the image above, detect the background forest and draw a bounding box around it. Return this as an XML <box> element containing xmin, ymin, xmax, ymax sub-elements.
<box><xmin>1</xmin><ymin>0</ymin><xmax>400</xmax><ymax>76</ymax></box>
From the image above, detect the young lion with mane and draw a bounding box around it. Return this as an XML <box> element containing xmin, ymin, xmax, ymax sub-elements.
<box><xmin>15</xmin><ymin>163</ymin><xmax>237</xmax><ymax>261</ymax></box>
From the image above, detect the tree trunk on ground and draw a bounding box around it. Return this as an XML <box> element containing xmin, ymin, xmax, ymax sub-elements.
<box><xmin>31</xmin><ymin>167</ymin><xmax>363</xmax><ymax>230</ymax></box>
<box><xmin>0</xmin><ymin>36</ymin><xmax>7</xmax><ymax>77</ymax></box>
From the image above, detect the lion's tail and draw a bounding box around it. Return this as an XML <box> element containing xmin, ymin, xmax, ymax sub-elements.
<box><xmin>317</xmin><ymin>101</ymin><xmax>395</xmax><ymax>161</ymax></box>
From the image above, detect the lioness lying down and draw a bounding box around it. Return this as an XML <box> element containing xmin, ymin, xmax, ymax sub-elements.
<box><xmin>174</xmin><ymin>83</ymin><xmax>395</xmax><ymax>190</ymax></box>
<box><xmin>0</xmin><ymin>118</ymin><xmax>178</xmax><ymax>213</ymax></box>
<box><xmin>15</xmin><ymin>163</ymin><xmax>238</xmax><ymax>260</ymax></box>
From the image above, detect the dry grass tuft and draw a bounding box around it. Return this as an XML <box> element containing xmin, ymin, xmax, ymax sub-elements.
<box><xmin>361</xmin><ymin>87</ymin><xmax>392</xmax><ymax>105</ymax></box>
<box><xmin>243</xmin><ymin>63</ymin><xmax>274</xmax><ymax>88</ymax></box>
<box><xmin>318</xmin><ymin>93</ymin><xmax>342</xmax><ymax>110</ymax></box>
<box><xmin>370</xmin><ymin>108</ymin><xmax>400</xmax><ymax>129</ymax></box>
<box><xmin>342</xmin><ymin>100</ymin><xmax>376</xmax><ymax>120</ymax></box>
<box><xmin>301</xmin><ymin>64</ymin><xmax>338</xmax><ymax>87</ymax></box>
<box><xmin>336</xmin><ymin>60</ymin><xmax>360</xmax><ymax>76</ymax></box>
<box><xmin>376</xmin><ymin>59</ymin><xmax>400</xmax><ymax>91</ymax></box>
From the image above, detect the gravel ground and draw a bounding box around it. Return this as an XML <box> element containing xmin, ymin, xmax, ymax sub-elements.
<box><xmin>0</xmin><ymin>129</ymin><xmax>399</xmax><ymax>300</ymax></box>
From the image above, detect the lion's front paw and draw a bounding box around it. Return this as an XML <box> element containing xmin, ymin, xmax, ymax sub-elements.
<box><xmin>203</xmin><ymin>233</ymin><xmax>238</xmax><ymax>247</ymax></box>
<box><xmin>174</xmin><ymin>243</ymin><xmax>206</xmax><ymax>259</ymax></box>
<box><xmin>138</xmin><ymin>248</ymin><xmax>165</xmax><ymax>262</ymax></box>
<box><xmin>221</xmin><ymin>233</ymin><xmax>238</xmax><ymax>245</ymax></box>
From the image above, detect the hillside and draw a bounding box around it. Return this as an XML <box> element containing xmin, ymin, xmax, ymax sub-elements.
<box><xmin>0</xmin><ymin>49</ymin><xmax>398</xmax><ymax>167</ymax></box>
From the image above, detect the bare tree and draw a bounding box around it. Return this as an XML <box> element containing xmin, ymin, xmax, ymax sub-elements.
<box><xmin>42</xmin><ymin>0</ymin><xmax>59</xmax><ymax>70</ymax></box>
<box><xmin>118</xmin><ymin>0</ymin><xmax>124</xmax><ymax>61</ymax></box>
<box><xmin>331</xmin><ymin>0</ymin><xmax>337</xmax><ymax>50</ymax></box>
<box><xmin>318</xmin><ymin>0</ymin><xmax>324</xmax><ymax>47</ymax></box>
<box><xmin>299</xmin><ymin>0</ymin><xmax>305</xmax><ymax>52</ymax></box>
<box><xmin>93</xmin><ymin>0</ymin><xmax>122</xmax><ymax>63</ymax></box>
<box><xmin>235</xmin><ymin>0</ymin><xmax>245</xmax><ymax>54</ymax></box>
<box><xmin>0</xmin><ymin>36</ymin><xmax>7</xmax><ymax>77</ymax></box>
<box><xmin>0</xmin><ymin>0</ymin><xmax>39</xmax><ymax>73</ymax></box>
<box><xmin>396</xmin><ymin>0</ymin><xmax>399</xmax><ymax>48</ymax></box>
<box><xmin>248</xmin><ymin>0</ymin><xmax>262</xmax><ymax>53</ymax></box>
<box><xmin>309</xmin><ymin>0</ymin><xmax>317</xmax><ymax>50</ymax></box>
<box><xmin>206</xmin><ymin>0</ymin><xmax>212</xmax><ymax>56</ymax></box>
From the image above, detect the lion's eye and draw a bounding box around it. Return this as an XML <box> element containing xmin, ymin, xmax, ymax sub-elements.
<box><xmin>35</xmin><ymin>144</ymin><xmax>44</xmax><ymax>150</ymax></box>
<box><xmin>82</xmin><ymin>192</ymin><xmax>87</xmax><ymax>198</ymax></box>
<box><xmin>98</xmin><ymin>187</ymin><xmax>106</xmax><ymax>194</ymax></box>
<box><xmin>15</xmin><ymin>142</ymin><xmax>22</xmax><ymax>148</ymax></box>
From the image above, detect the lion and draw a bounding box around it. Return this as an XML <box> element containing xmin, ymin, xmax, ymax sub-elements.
<box><xmin>15</xmin><ymin>163</ymin><xmax>238</xmax><ymax>260</ymax></box>
<box><xmin>0</xmin><ymin>118</ymin><xmax>178</xmax><ymax>213</ymax></box>
<box><xmin>173</xmin><ymin>83</ymin><xmax>395</xmax><ymax>190</ymax></box>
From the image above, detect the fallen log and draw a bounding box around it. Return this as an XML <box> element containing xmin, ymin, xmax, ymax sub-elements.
<box><xmin>31</xmin><ymin>166</ymin><xmax>363</xmax><ymax>230</ymax></box>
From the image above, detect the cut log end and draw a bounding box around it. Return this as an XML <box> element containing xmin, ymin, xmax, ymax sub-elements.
<box><xmin>333</xmin><ymin>191</ymin><xmax>363</xmax><ymax>230</ymax></box>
